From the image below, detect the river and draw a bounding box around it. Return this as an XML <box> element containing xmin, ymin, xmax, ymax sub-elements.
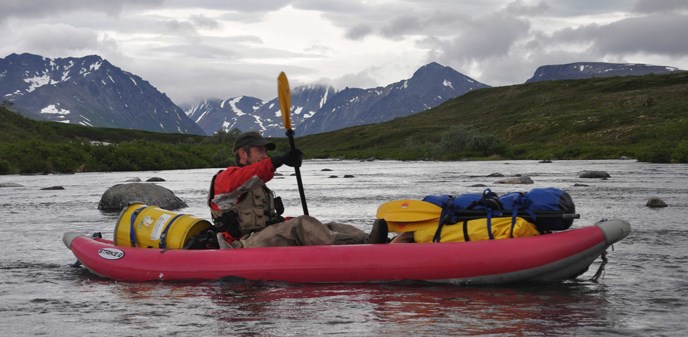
<box><xmin>1</xmin><ymin>159</ymin><xmax>685</xmax><ymax>336</ymax></box>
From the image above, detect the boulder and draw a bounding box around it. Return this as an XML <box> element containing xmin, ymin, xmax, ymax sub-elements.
<box><xmin>646</xmin><ymin>197</ymin><xmax>668</xmax><ymax>208</ymax></box>
<box><xmin>124</xmin><ymin>177</ymin><xmax>142</xmax><ymax>182</ymax></box>
<box><xmin>343</xmin><ymin>175</ymin><xmax>355</xmax><ymax>178</ymax></box>
<box><xmin>40</xmin><ymin>186</ymin><xmax>65</xmax><ymax>190</ymax></box>
<box><xmin>0</xmin><ymin>182</ymin><xmax>24</xmax><ymax>188</ymax></box>
<box><xmin>98</xmin><ymin>183</ymin><xmax>187</xmax><ymax>212</ymax></box>
<box><xmin>495</xmin><ymin>176</ymin><xmax>534</xmax><ymax>184</ymax></box>
<box><xmin>146</xmin><ymin>177</ymin><xmax>166</xmax><ymax>182</ymax></box>
<box><xmin>579</xmin><ymin>170</ymin><xmax>611</xmax><ymax>179</ymax></box>
<box><xmin>487</xmin><ymin>172</ymin><xmax>505</xmax><ymax>177</ymax></box>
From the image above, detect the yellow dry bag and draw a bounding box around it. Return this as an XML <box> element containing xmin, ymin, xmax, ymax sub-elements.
<box><xmin>115</xmin><ymin>202</ymin><xmax>211</xmax><ymax>249</ymax></box>
<box><xmin>413</xmin><ymin>217</ymin><xmax>540</xmax><ymax>243</ymax></box>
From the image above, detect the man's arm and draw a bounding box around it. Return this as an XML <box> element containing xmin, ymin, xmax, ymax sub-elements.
<box><xmin>213</xmin><ymin>158</ymin><xmax>276</xmax><ymax>195</ymax></box>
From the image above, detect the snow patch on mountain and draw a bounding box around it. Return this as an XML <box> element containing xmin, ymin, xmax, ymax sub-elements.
<box><xmin>24</xmin><ymin>74</ymin><xmax>52</xmax><ymax>92</ymax></box>
<box><xmin>41</xmin><ymin>104</ymin><xmax>70</xmax><ymax>115</ymax></box>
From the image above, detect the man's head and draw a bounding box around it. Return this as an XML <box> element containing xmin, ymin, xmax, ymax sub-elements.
<box><xmin>233</xmin><ymin>131</ymin><xmax>276</xmax><ymax>166</ymax></box>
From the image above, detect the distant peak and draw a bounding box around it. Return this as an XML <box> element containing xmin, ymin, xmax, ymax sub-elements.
<box><xmin>78</xmin><ymin>54</ymin><xmax>105</xmax><ymax>62</ymax></box>
<box><xmin>417</xmin><ymin>62</ymin><xmax>447</xmax><ymax>72</ymax></box>
<box><xmin>413</xmin><ymin>62</ymin><xmax>447</xmax><ymax>75</ymax></box>
<box><xmin>527</xmin><ymin>61</ymin><xmax>681</xmax><ymax>83</ymax></box>
<box><xmin>422</xmin><ymin>61</ymin><xmax>443</xmax><ymax>68</ymax></box>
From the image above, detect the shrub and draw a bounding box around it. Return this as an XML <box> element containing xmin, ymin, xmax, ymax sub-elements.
<box><xmin>636</xmin><ymin>144</ymin><xmax>673</xmax><ymax>163</ymax></box>
<box><xmin>671</xmin><ymin>141</ymin><xmax>688</xmax><ymax>163</ymax></box>
<box><xmin>0</xmin><ymin>160</ymin><xmax>12</xmax><ymax>174</ymax></box>
<box><xmin>434</xmin><ymin>125</ymin><xmax>506</xmax><ymax>159</ymax></box>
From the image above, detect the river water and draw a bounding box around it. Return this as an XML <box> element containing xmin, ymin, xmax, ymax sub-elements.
<box><xmin>1</xmin><ymin>159</ymin><xmax>686</xmax><ymax>336</ymax></box>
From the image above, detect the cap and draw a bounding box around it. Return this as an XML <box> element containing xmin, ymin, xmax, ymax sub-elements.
<box><xmin>233</xmin><ymin>131</ymin><xmax>276</xmax><ymax>151</ymax></box>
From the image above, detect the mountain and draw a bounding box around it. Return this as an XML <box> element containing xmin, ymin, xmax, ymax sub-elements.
<box><xmin>0</xmin><ymin>53</ymin><xmax>206</xmax><ymax>135</ymax></box>
<box><xmin>186</xmin><ymin>96</ymin><xmax>264</xmax><ymax>135</ymax></box>
<box><xmin>526</xmin><ymin>62</ymin><xmax>681</xmax><ymax>83</ymax></box>
<box><xmin>188</xmin><ymin>84</ymin><xmax>337</xmax><ymax>137</ymax></box>
<box><xmin>190</xmin><ymin>62</ymin><xmax>490</xmax><ymax>136</ymax></box>
<box><xmin>299</xmin><ymin>62</ymin><xmax>490</xmax><ymax>135</ymax></box>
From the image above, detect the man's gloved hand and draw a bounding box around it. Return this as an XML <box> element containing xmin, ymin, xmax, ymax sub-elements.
<box><xmin>271</xmin><ymin>148</ymin><xmax>303</xmax><ymax>168</ymax></box>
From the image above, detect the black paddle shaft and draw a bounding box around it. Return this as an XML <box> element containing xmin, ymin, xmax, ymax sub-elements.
<box><xmin>286</xmin><ymin>129</ymin><xmax>309</xmax><ymax>215</ymax></box>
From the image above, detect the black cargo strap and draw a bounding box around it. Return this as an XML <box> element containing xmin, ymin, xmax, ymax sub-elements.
<box><xmin>129</xmin><ymin>207</ymin><xmax>144</xmax><ymax>247</ymax></box>
<box><xmin>158</xmin><ymin>213</ymin><xmax>184</xmax><ymax>249</ymax></box>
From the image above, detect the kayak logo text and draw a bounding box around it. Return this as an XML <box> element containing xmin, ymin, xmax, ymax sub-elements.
<box><xmin>98</xmin><ymin>248</ymin><xmax>125</xmax><ymax>260</ymax></box>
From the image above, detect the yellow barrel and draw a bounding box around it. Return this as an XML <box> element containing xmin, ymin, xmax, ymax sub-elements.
<box><xmin>115</xmin><ymin>202</ymin><xmax>211</xmax><ymax>249</ymax></box>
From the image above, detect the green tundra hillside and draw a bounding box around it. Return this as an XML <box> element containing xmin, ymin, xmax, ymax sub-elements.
<box><xmin>298</xmin><ymin>72</ymin><xmax>688</xmax><ymax>162</ymax></box>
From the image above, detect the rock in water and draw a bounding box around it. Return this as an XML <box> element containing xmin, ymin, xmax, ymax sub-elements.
<box><xmin>40</xmin><ymin>186</ymin><xmax>65</xmax><ymax>190</ymax></box>
<box><xmin>579</xmin><ymin>170</ymin><xmax>611</xmax><ymax>178</ymax></box>
<box><xmin>495</xmin><ymin>176</ymin><xmax>534</xmax><ymax>184</ymax></box>
<box><xmin>646</xmin><ymin>197</ymin><xmax>668</xmax><ymax>208</ymax></box>
<box><xmin>0</xmin><ymin>182</ymin><xmax>24</xmax><ymax>188</ymax></box>
<box><xmin>98</xmin><ymin>183</ymin><xmax>187</xmax><ymax>211</ymax></box>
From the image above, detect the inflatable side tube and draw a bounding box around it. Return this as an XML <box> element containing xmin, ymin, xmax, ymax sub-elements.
<box><xmin>594</xmin><ymin>219</ymin><xmax>631</xmax><ymax>245</ymax></box>
<box><xmin>63</xmin><ymin>232</ymin><xmax>87</xmax><ymax>249</ymax></box>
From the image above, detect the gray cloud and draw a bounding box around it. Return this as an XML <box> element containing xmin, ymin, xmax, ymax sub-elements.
<box><xmin>162</xmin><ymin>19</ymin><xmax>199</xmax><ymax>35</ymax></box>
<box><xmin>332</xmin><ymin>70</ymin><xmax>379</xmax><ymax>90</ymax></box>
<box><xmin>2</xmin><ymin>0</ymin><xmax>687</xmax><ymax>105</ymax></box>
<box><xmin>543</xmin><ymin>0</ymin><xmax>632</xmax><ymax>16</ymax></box>
<box><xmin>633</xmin><ymin>0</ymin><xmax>688</xmax><ymax>13</ymax></box>
<box><xmin>550</xmin><ymin>13</ymin><xmax>688</xmax><ymax>56</ymax></box>
<box><xmin>189</xmin><ymin>14</ymin><xmax>220</xmax><ymax>29</ymax></box>
<box><xmin>164</xmin><ymin>0</ymin><xmax>291</xmax><ymax>12</ymax></box>
<box><xmin>505</xmin><ymin>0</ymin><xmax>551</xmax><ymax>16</ymax></box>
<box><xmin>380</xmin><ymin>16</ymin><xmax>425</xmax><ymax>39</ymax></box>
<box><xmin>0</xmin><ymin>0</ymin><xmax>163</xmax><ymax>21</ymax></box>
<box><xmin>14</xmin><ymin>23</ymin><xmax>101</xmax><ymax>56</ymax></box>
<box><xmin>345</xmin><ymin>24</ymin><xmax>373</xmax><ymax>40</ymax></box>
<box><xmin>431</xmin><ymin>12</ymin><xmax>530</xmax><ymax>65</ymax></box>
<box><xmin>593</xmin><ymin>13</ymin><xmax>688</xmax><ymax>55</ymax></box>
<box><xmin>136</xmin><ymin>59</ymin><xmax>279</xmax><ymax>103</ymax></box>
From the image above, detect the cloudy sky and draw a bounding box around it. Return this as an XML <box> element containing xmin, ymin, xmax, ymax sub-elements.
<box><xmin>1</xmin><ymin>0</ymin><xmax>687</xmax><ymax>105</ymax></box>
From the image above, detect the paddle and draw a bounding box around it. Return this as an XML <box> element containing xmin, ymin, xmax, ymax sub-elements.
<box><xmin>277</xmin><ymin>72</ymin><xmax>309</xmax><ymax>215</ymax></box>
<box><xmin>377</xmin><ymin>200</ymin><xmax>441</xmax><ymax>232</ymax></box>
<box><xmin>376</xmin><ymin>200</ymin><xmax>441</xmax><ymax>222</ymax></box>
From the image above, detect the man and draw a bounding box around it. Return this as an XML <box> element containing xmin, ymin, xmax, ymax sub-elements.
<box><xmin>208</xmin><ymin>131</ymin><xmax>387</xmax><ymax>248</ymax></box>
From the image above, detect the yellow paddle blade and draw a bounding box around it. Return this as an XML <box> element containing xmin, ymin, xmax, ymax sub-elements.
<box><xmin>387</xmin><ymin>218</ymin><xmax>440</xmax><ymax>233</ymax></box>
<box><xmin>376</xmin><ymin>199</ymin><xmax>442</xmax><ymax>222</ymax></box>
<box><xmin>277</xmin><ymin>71</ymin><xmax>292</xmax><ymax>130</ymax></box>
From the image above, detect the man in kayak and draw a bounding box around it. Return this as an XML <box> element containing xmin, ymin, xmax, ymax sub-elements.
<box><xmin>209</xmin><ymin>131</ymin><xmax>388</xmax><ymax>248</ymax></box>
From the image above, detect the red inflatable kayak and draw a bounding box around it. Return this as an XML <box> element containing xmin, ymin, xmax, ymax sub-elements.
<box><xmin>63</xmin><ymin>219</ymin><xmax>630</xmax><ymax>284</ymax></box>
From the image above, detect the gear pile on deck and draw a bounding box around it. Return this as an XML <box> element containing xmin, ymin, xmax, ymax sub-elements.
<box><xmin>402</xmin><ymin>187</ymin><xmax>579</xmax><ymax>243</ymax></box>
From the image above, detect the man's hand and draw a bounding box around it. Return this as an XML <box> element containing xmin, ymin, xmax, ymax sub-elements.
<box><xmin>271</xmin><ymin>148</ymin><xmax>303</xmax><ymax>168</ymax></box>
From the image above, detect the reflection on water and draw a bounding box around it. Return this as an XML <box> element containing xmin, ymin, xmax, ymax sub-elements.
<box><xmin>202</xmin><ymin>281</ymin><xmax>612</xmax><ymax>336</ymax></box>
<box><xmin>60</xmin><ymin>277</ymin><xmax>618</xmax><ymax>336</ymax></box>
<box><xmin>1</xmin><ymin>159</ymin><xmax>687</xmax><ymax>336</ymax></box>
